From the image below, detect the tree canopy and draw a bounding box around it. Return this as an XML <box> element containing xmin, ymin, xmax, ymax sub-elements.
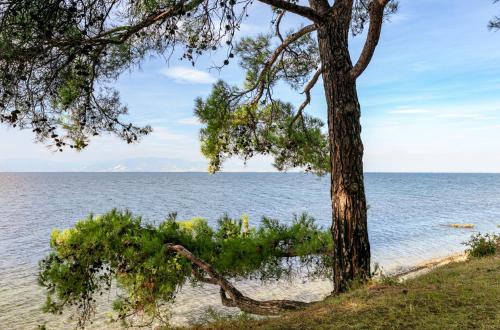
<box><xmin>0</xmin><ymin>0</ymin><xmax>395</xmax><ymax>163</ymax></box>
<box><xmin>0</xmin><ymin>0</ymin><xmax>401</xmax><ymax>326</ymax></box>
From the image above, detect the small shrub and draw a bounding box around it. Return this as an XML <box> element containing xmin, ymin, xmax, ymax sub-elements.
<box><xmin>379</xmin><ymin>274</ymin><xmax>399</xmax><ymax>286</ymax></box>
<box><xmin>463</xmin><ymin>233</ymin><xmax>499</xmax><ymax>258</ymax></box>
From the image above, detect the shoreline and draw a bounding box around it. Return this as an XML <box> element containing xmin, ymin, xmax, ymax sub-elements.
<box><xmin>170</xmin><ymin>250</ymin><xmax>471</xmax><ymax>326</ymax></box>
<box><xmin>197</xmin><ymin>252</ymin><xmax>499</xmax><ymax>330</ymax></box>
<box><xmin>0</xmin><ymin>249</ymin><xmax>474</xmax><ymax>329</ymax></box>
<box><xmin>393</xmin><ymin>252</ymin><xmax>467</xmax><ymax>281</ymax></box>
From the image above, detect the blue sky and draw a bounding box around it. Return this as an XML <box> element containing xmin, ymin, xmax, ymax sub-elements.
<box><xmin>1</xmin><ymin>0</ymin><xmax>500</xmax><ymax>172</ymax></box>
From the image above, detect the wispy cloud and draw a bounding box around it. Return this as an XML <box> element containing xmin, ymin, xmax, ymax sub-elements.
<box><xmin>177</xmin><ymin>117</ymin><xmax>201</xmax><ymax>125</ymax></box>
<box><xmin>410</xmin><ymin>61</ymin><xmax>433</xmax><ymax>73</ymax></box>
<box><xmin>161</xmin><ymin>66</ymin><xmax>216</xmax><ymax>84</ymax></box>
<box><xmin>436</xmin><ymin>113</ymin><xmax>482</xmax><ymax>119</ymax></box>
<box><xmin>389</xmin><ymin>108</ymin><xmax>431</xmax><ymax>115</ymax></box>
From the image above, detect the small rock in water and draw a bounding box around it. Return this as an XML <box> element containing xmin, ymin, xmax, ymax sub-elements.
<box><xmin>449</xmin><ymin>224</ymin><xmax>474</xmax><ymax>229</ymax></box>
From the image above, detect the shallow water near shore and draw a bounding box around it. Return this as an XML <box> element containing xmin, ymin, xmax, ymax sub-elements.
<box><xmin>0</xmin><ymin>172</ymin><xmax>499</xmax><ymax>329</ymax></box>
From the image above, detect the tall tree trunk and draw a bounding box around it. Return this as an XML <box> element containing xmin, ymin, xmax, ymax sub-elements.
<box><xmin>316</xmin><ymin>18</ymin><xmax>371</xmax><ymax>293</ymax></box>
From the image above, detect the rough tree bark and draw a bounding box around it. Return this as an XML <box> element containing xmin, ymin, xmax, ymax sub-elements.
<box><xmin>312</xmin><ymin>0</ymin><xmax>375</xmax><ymax>293</ymax></box>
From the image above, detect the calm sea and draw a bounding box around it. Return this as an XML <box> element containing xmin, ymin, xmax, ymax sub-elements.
<box><xmin>0</xmin><ymin>173</ymin><xmax>499</xmax><ymax>328</ymax></box>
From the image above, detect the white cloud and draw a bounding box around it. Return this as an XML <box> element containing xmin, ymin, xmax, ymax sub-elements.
<box><xmin>177</xmin><ymin>117</ymin><xmax>201</xmax><ymax>125</ymax></box>
<box><xmin>161</xmin><ymin>66</ymin><xmax>216</xmax><ymax>84</ymax></box>
<box><xmin>389</xmin><ymin>108</ymin><xmax>431</xmax><ymax>115</ymax></box>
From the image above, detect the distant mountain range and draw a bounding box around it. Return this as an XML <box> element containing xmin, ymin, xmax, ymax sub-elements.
<box><xmin>0</xmin><ymin>157</ymin><xmax>208</xmax><ymax>172</ymax></box>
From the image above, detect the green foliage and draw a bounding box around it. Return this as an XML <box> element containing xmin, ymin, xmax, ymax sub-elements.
<box><xmin>0</xmin><ymin>0</ymin><xmax>240</xmax><ymax>149</ymax></box>
<box><xmin>0</xmin><ymin>1</ymin><xmax>154</xmax><ymax>149</ymax></box>
<box><xmin>195</xmin><ymin>306</ymin><xmax>257</xmax><ymax>327</ymax></box>
<box><xmin>235</xmin><ymin>31</ymin><xmax>319</xmax><ymax>91</ymax></box>
<box><xmin>377</xmin><ymin>273</ymin><xmax>399</xmax><ymax>286</ymax></box>
<box><xmin>195</xmin><ymin>81</ymin><xmax>330</xmax><ymax>174</ymax></box>
<box><xmin>194</xmin><ymin>26</ymin><xmax>329</xmax><ymax>174</ymax></box>
<box><xmin>39</xmin><ymin>209</ymin><xmax>332</xmax><ymax>328</ymax></box>
<box><xmin>0</xmin><ymin>0</ymin><xmax>398</xmax><ymax>159</ymax></box>
<box><xmin>191</xmin><ymin>3</ymin><xmax>396</xmax><ymax>174</ymax></box>
<box><xmin>463</xmin><ymin>233</ymin><xmax>499</xmax><ymax>258</ymax></box>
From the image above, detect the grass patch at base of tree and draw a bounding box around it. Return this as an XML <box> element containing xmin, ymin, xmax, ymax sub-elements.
<box><xmin>188</xmin><ymin>252</ymin><xmax>500</xmax><ymax>330</ymax></box>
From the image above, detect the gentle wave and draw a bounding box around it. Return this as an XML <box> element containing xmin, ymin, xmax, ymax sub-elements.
<box><xmin>0</xmin><ymin>172</ymin><xmax>499</xmax><ymax>328</ymax></box>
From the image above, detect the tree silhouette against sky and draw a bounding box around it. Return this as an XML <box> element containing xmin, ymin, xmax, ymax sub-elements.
<box><xmin>0</xmin><ymin>0</ymin><xmax>397</xmax><ymax>300</ymax></box>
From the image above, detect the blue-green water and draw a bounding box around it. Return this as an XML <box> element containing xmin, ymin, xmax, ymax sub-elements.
<box><xmin>0</xmin><ymin>173</ymin><xmax>499</xmax><ymax>328</ymax></box>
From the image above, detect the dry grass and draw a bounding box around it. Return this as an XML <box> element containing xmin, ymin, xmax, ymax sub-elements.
<box><xmin>187</xmin><ymin>254</ymin><xmax>500</xmax><ymax>330</ymax></box>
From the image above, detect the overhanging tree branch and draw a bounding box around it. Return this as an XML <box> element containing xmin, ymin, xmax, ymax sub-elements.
<box><xmin>298</xmin><ymin>66</ymin><xmax>322</xmax><ymax>114</ymax></box>
<box><xmin>275</xmin><ymin>9</ymin><xmax>286</xmax><ymax>41</ymax></box>
<box><xmin>257</xmin><ymin>0</ymin><xmax>322</xmax><ymax>22</ymax></box>
<box><xmin>49</xmin><ymin>0</ymin><xmax>205</xmax><ymax>48</ymax></box>
<box><xmin>290</xmin><ymin>66</ymin><xmax>322</xmax><ymax>128</ymax></box>
<box><xmin>191</xmin><ymin>266</ymin><xmax>219</xmax><ymax>285</ymax></box>
<box><xmin>244</xmin><ymin>24</ymin><xmax>317</xmax><ymax>105</ymax></box>
<box><xmin>166</xmin><ymin>243</ymin><xmax>310</xmax><ymax>315</ymax></box>
<box><xmin>350</xmin><ymin>0</ymin><xmax>389</xmax><ymax>79</ymax></box>
<box><xmin>0</xmin><ymin>0</ymin><xmax>249</xmax><ymax>149</ymax></box>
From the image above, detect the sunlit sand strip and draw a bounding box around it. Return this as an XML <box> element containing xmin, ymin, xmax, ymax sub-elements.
<box><xmin>394</xmin><ymin>252</ymin><xmax>467</xmax><ymax>281</ymax></box>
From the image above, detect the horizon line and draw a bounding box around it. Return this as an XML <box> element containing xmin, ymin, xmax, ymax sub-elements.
<box><xmin>1</xmin><ymin>171</ymin><xmax>500</xmax><ymax>174</ymax></box>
